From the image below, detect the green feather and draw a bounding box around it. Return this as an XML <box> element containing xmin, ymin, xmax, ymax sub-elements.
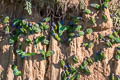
<box><xmin>111</xmin><ymin>73</ymin><xmax>115</xmax><ymax>80</ymax></box>
<box><xmin>45</xmin><ymin>50</ymin><xmax>54</xmax><ymax>57</ymax></box>
<box><xmin>32</xmin><ymin>24</ymin><xmax>41</xmax><ymax>33</ymax></box>
<box><xmin>9</xmin><ymin>37</ymin><xmax>15</xmax><ymax>45</ymax></box>
<box><xmin>3</xmin><ymin>16</ymin><xmax>9</xmax><ymax>24</ymax></box>
<box><xmin>79</xmin><ymin>65</ymin><xmax>84</xmax><ymax>72</ymax></box>
<box><xmin>20</xmin><ymin>27</ymin><xmax>27</xmax><ymax>34</ymax></box>
<box><xmin>69</xmin><ymin>66</ymin><xmax>77</xmax><ymax>74</ymax></box>
<box><xmin>102</xmin><ymin>14</ymin><xmax>108</xmax><ymax>22</ymax></box>
<box><xmin>84</xmin><ymin>67</ymin><xmax>90</xmax><ymax>75</ymax></box>
<box><xmin>108</xmin><ymin>34</ymin><xmax>115</xmax><ymax>39</ymax></box>
<box><xmin>54</xmin><ymin>33</ymin><xmax>61</xmax><ymax>41</ymax></box>
<box><xmin>12</xmin><ymin>19</ymin><xmax>21</xmax><ymax>27</ymax></box>
<box><xmin>113</xmin><ymin>31</ymin><xmax>119</xmax><ymax>38</ymax></box>
<box><xmin>90</xmin><ymin>17</ymin><xmax>96</xmax><ymax>25</ymax></box>
<box><xmin>83</xmin><ymin>43</ymin><xmax>89</xmax><ymax>47</ymax></box>
<box><xmin>75</xmin><ymin>25</ymin><xmax>82</xmax><ymax>32</ymax></box>
<box><xmin>61</xmin><ymin>71</ymin><xmax>67</xmax><ymax>80</ymax></box>
<box><xmin>87</xmin><ymin>57</ymin><xmax>93</xmax><ymax>65</ymax></box>
<box><xmin>5</xmin><ymin>26</ymin><xmax>9</xmax><ymax>34</ymax></box>
<box><xmin>84</xmin><ymin>9</ymin><xmax>92</xmax><ymax>14</ymax></box>
<box><xmin>43</xmin><ymin>23</ymin><xmax>49</xmax><ymax>30</ymax></box>
<box><xmin>78</xmin><ymin>31</ymin><xmax>85</xmax><ymax>36</ymax></box>
<box><xmin>88</xmin><ymin>42</ymin><xmax>94</xmax><ymax>48</ymax></box>
<box><xmin>86</xmin><ymin>28</ymin><xmax>93</xmax><ymax>34</ymax></box>
<box><xmin>76</xmin><ymin>73</ymin><xmax>80</xmax><ymax>80</ymax></box>
<box><xmin>58</xmin><ymin>21</ymin><xmax>67</xmax><ymax>36</ymax></box>
<box><xmin>99</xmin><ymin>34</ymin><xmax>104</xmax><ymax>39</ymax></box>
<box><xmin>12</xmin><ymin>65</ymin><xmax>21</xmax><ymax>76</ymax></box>
<box><xmin>73</xmin><ymin>56</ymin><xmax>78</xmax><ymax>63</ymax></box>
<box><xmin>25</xmin><ymin>39</ymin><xmax>32</xmax><ymax>44</ymax></box>
<box><xmin>69</xmin><ymin>33</ymin><xmax>75</xmax><ymax>37</ymax></box>
<box><xmin>16</xmin><ymin>49</ymin><xmax>23</xmax><ymax>56</ymax></box>
<box><xmin>44</xmin><ymin>17</ymin><xmax>50</xmax><ymax>22</ymax></box>
<box><xmin>65</xmin><ymin>70</ymin><xmax>69</xmax><ymax>76</ymax></box>
<box><xmin>39</xmin><ymin>50</ymin><xmax>46</xmax><ymax>60</ymax></box>
<box><xmin>104</xmin><ymin>0</ymin><xmax>112</xmax><ymax>2</ymax></box>
<box><xmin>103</xmin><ymin>2</ymin><xmax>108</xmax><ymax>8</ymax></box>
<box><xmin>23</xmin><ymin>52</ymin><xmax>36</xmax><ymax>56</ymax></box>
<box><xmin>82</xmin><ymin>60</ymin><xmax>88</xmax><ymax>67</ymax></box>
<box><xmin>115</xmin><ymin>38</ymin><xmax>120</xmax><ymax>43</ymax></box>
<box><xmin>34</xmin><ymin>36</ymin><xmax>45</xmax><ymax>45</ymax></box>
<box><xmin>42</xmin><ymin>39</ymin><xmax>49</xmax><ymax>45</ymax></box>
<box><xmin>90</xmin><ymin>3</ymin><xmax>100</xmax><ymax>9</ymax></box>
<box><xmin>60</xmin><ymin>60</ymin><xmax>65</xmax><ymax>68</ymax></box>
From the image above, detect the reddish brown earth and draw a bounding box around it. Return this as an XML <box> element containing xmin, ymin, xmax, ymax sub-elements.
<box><xmin>0</xmin><ymin>0</ymin><xmax>120</xmax><ymax>80</ymax></box>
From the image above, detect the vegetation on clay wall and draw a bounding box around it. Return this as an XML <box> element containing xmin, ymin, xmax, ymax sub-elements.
<box><xmin>0</xmin><ymin>0</ymin><xmax>120</xmax><ymax>80</ymax></box>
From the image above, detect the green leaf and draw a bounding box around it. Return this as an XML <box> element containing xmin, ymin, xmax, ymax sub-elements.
<box><xmin>45</xmin><ymin>50</ymin><xmax>54</xmax><ymax>57</ymax></box>
<box><xmin>84</xmin><ymin>9</ymin><xmax>92</xmax><ymax>14</ymax></box>
<box><xmin>3</xmin><ymin>16</ymin><xmax>9</xmax><ymax>24</ymax></box>
<box><xmin>86</xmin><ymin>28</ymin><xmax>93</xmax><ymax>34</ymax></box>
<box><xmin>60</xmin><ymin>60</ymin><xmax>65</xmax><ymax>68</ymax></box>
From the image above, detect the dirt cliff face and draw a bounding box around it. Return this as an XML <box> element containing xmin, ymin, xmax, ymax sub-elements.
<box><xmin>0</xmin><ymin>0</ymin><xmax>120</xmax><ymax>80</ymax></box>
